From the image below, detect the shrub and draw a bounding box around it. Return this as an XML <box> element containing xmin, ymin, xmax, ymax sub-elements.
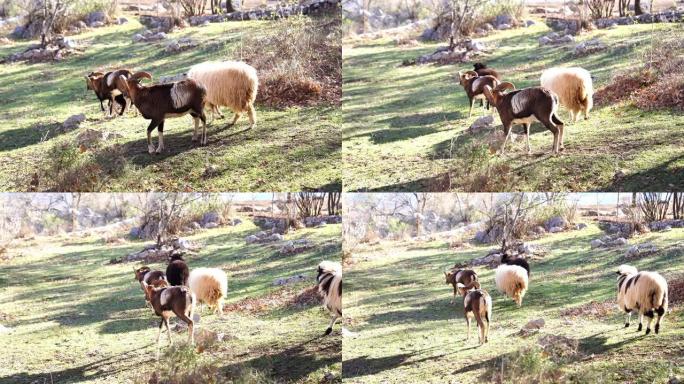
<box><xmin>482</xmin><ymin>346</ymin><xmax>561</xmax><ymax>383</ymax></box>
<box><xmin>237</xmin><ymin>15</ymin><xmax>341</xmax><ymax>108</ymax></box>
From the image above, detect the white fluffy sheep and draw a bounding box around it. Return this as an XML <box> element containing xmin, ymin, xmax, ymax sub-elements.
<box><xmin>616</xmin><ymin>264</ymin><xmax>668</xmax><ymax>335</ymax></box>
<box><xmin>187</xmin><ymin>61</ymin><xmax>258</xmax><ymax>129</ymax></box>
<box><xmin>317</xmin><ymin>261</ymin><xmax>342</xmax><ymax>335</ymax></box>
<box><xmin>188</xmin><ymin>267</ymin><xmax>228</xmax><ymax>316</ymax></box>
<box><xmin>540</xmin><ymin>67</ymin><xmax>593</xmax><ymax>122</ymax></box>
<box><xmin>495</xmin><ymin>264</ymin><xmax>528</xmax><ymax>307</ymax></box>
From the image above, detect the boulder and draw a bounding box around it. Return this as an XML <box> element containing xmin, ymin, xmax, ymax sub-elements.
<box><xmin>523</xmin><ymin>318</ymin><xmax>545</xmax><ymax>330</ymax></box>
<box><xmin>573</xmin><ymin>38</ymin><xmax>607</xmax><ymax>56</ymax></box>
<box><xmin>204</xmin><ymin>222</ymin><xmax>218</xmax><ymax>229</ymax></box>
<box><xmin>190</xmin><ymin>222</ymin><xmax>201</xmax><ymax>230</ymax></box>
<box><xmin>612</xmin><ymin>237</ymin><xmax>628</xmax><ymax>246</ymax></box>
<box><xmin>85</xmin><ymin>11</ymin><xmax>107</xmax><ymax>27</ymax></box>
<box><xmin>90</xmin><ymin>21</ymin><xmax>105</xmax><ymax>28</ymax></box>
<box><xmin>495</xmin><ymin>14</ymin><xmax>514</xmax><ymax>27</ymax></box>
<box><xmin>273</xmin><ymin>274</ymin><xmax>308</xmax><ymax>286</ymax></box>
<box><xmin>590</xmin><ymin>239</ymin><xmax>604</xmax><ymax>249</ymax></box>
<box><xmin>62</xmin><ymin>114</ymin><xmax>86</xmax><ymax>130</ymax></box>
<box><xmin>129</xmin><ymin>227</ymin><xmax>142</xmax><ymax>239</ymax></box>
<box><xmin>575</xmin><ymin>223</ymin><xmax>588</xmax><ymax>230</ymax></box>
<box><xmin>549</xmin><ymin>226</ymin><xmax>563</xmax><ymax>233</ymax></box>
<box><xmin>201</xmin><ymin>211</ymin><xmax>220</xmax><ymax>226</ymax></box>
<box><xmin>245</xmin><ymin>234</ymin><xmax>258</xmax><ymax>244</ymax></box>
<box><xmin>469</xmin><ymin>115</ymin><xmax>494</xmax><ymax>133</ymax></box>
<box><xmin>496</xmin><ymin>23</ymin><xmax>511</xmax><ymax>30</ymax></box>
<box><xmin>525</xmin><ymin>20</ymin><xmax>536</xmax><ymax>27</ymax></box>
<box><xmin>545</xmin><ymin>216</ymin><xmax>567</xmax><ymax>231</ymax></box>
<box><xmin>117</xmin><ymin>17</ymin><xmax>129</xmax><ymax>25</ymax></box>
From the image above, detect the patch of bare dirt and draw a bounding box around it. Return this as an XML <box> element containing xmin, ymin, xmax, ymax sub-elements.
<box><xmin>668</xmin><ymin>275</ymin><xmax>684</xmax><ymax>306</ymax></box>
<box><xmin>559</xmin><ymin>299</ymin><xmax>616</xmax><ymax>319</ymax></box>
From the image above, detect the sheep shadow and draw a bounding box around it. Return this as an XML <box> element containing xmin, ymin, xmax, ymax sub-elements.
<box><xmin>0</xmin><ymin>122</ymin><xmax>64</xmax><ymax>153</ymax></box>
<box><xmin>342</xmin><ymin>353</ymin><xmax>416</xmax><ymax>379</ymax></box>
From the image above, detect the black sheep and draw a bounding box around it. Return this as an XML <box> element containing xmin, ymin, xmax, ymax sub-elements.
<box><xmin>473</xmin><ymin>63</ymin><xmax>501</xmax><ymax>80</ymax></box>
<box><xmin>501</xmin><ymin>253</ymin><xmax>530</xmax><ymax>276</ymax></box>
<box><xmin>166</xmin><ymin>253</ymin><xmax>190</xmax><ymax>286</ymax></box>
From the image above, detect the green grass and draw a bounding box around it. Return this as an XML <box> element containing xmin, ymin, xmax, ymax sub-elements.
<box><xmin>0</xmin><ymin>19</ymin><xmax>341</xmax><ymax>192</ymax></box>
<box><xmin>0</xmin><ymin>221</ymin><xmax>342</xmax><ymax>383</ymax></box>
<box><xmin>343</xmin><ymin>222</ymin><xmax>684</xmax><ymax>383</ymax></box>
<box><xmin>342</xmin><ymin>22</ymin><xmax>684</xmax><ymax>191</ymax></box>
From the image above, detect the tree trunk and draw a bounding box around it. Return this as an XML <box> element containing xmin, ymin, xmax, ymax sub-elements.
<box><xmin>634</xmin><ymin>0</ymin><xmax>643</xmax><ymax>15</ymax></box>
<box><xmin>225</xmin><ymin>0</ymin><xmax>235</xmax><ymax>13</ymax></box>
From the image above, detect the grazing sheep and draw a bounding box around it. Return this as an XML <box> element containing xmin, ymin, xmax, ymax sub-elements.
<box><xmin>495</xmin><ymin>264</ymin><xmax>528</xmax><ymax>307</ymax></box>
<box><xmin>317</xmin><ymin>261</ymin><xmax>342</xmax><ymax>335</ymax></box>
<box><xmin>483</xmin><ymin>82</ymin><xmax>565</xmax><ymax>154</ymax></box>
<box><xmin>134</xmin><ymin>266</ymin><xmax>167</xmax><ymax>304</ymax></box>
<box><xmin>457</xmin><ymin>70</ymin><xmax>500</xmax><ymax>117</ymax></box>
<box><xmin>444</xmin><ymin>268</ymin><xmax>479</xmax><ymax>303</ymax></box>
<box><xmin>85</xmin><ymin>69</ymin><xmax>133</xmax><ymax>117</ymax></box>
<box><xmin>142</xmin><ymin>281</ymin><xmax>195</xmax><ymax>359</ymax></box>
<box><xmin>500</xmin><ymin>253</ymin><xmax>530</xmax><ymax>276</ymax></box>
<box><xmin>188</xmin><ymin>267</ymin><xmax>227</xmax><ymax>316</ymax></box>
<box><xmin>458</xmin><ymin>283</ymin><xmax>492</xmax><ymax>345</ymax></box>
<box><xmin>116</xmin><ymin>72</ymin><xmax>208</xmax><ymax>154</ymax></box>
<box><xmin>187</xmin><ymin>61</ymin><xmax>258</xmax><ymax>129</ymax></box>
<box><xmin>616</xmin><ymin>264</ymin><xmax>668</xmax><ymax>335</ymax></box>
<box><xmin>540</xmin><ymin>67</ymin><xmax>593</xmax><ymax>122</ymax></box>
<box><xmin>166</xmin><ymin>253</ymin><xmax>189</xmax><ymax>286</ymax></box>
<box><xmin>473</xmin><ymin>63</ymin><xmax>500</xmax><ymax>80</ymax></box>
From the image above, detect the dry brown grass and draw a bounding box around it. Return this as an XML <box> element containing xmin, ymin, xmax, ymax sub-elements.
<box><xmin>223</xmin><ymin>285</ymin><xmax>322</xmax><ymax>315</ymax></box>
<box><xmin>559</xmin><ymin>299</ymin><xmax>616</xmax><ymax>319</ymax></box>
<box><xmin>239</xmin><ymin>15</ymin><xmax>341</xmax><ymax>109</ymax></box>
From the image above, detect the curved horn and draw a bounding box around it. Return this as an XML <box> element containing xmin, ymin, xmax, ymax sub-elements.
<box><xmin>132</xmin><ymin>71</ymin><xmax>152</xmax><ymax>81</ymax></box>
<box><xmin>494</xmin><ymin>81</ymin><xmax>515</xmax><ymax>92</ymax></box>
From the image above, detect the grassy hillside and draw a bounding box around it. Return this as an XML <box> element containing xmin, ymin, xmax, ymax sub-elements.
<box><xmin>343</xmin><ymin>22</ymin><xmax>684</xmax><ymax>191</ymax></box>
<box><xmin>343</xmin><ymin>223</ymin><xmax>684</xmax><ymax>383</ymax></box>
<box><xmin>0</xmin><ymin>222</ymin><xmax>342</xmax><ymax>383</ymax></box>
<box><xmin>0</xmin><ymin>18</ymin><xmax>341</xmax><ymax>192</ymax></box>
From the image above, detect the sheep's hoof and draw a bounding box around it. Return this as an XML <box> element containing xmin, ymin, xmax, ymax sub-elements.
<box><xmin>624</xmin><ymin>323</ymin><xmax>630</xmax><ymax>328</ymax></box>
<box><xmin>148</xmin><ymin>145</ymin><xmax>155</xmax><ymax>154</ymax></box>
<box><xmin>156</xmin><ymin>146</ymin><xmax>163</xmax><ymax>154</ymax></box>
<box><xmin>637</xmin><ymin>324</ymin><xmax>642</xmax><ymax>331</ymax></box>
<box><xmin>324</xmin><ymin>327</ymin><xmax>333</xmax><ymax>336</ymax></box>
<box><xmin>645</xmin><ymin>328</ymin><xmax>651</xmax><ymax>335</ymax></box>
<box><xmin>655</xmin><ymin>324</ymin><xmax>660</xmax><ymax>334</ymax></box>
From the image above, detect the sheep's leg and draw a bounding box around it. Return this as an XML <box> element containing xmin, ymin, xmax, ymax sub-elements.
<box><xmin>156</xmin><ymin>318</ymin><xmax>164</xmax><ymax>360</ymax></box>
<box><xmin>247</xmin><ymin>104</ymin><xmax>256</xmax><ymax>129</ymax></box>
<box><xmin>539</xmin><ymin>115</ymin><xmax>560</xmax><ymax>154</ymax></box>
<box><xmin>200</xmin><ymin>112</ymin><xmax>208</xmax><ymax>146</ymax></box>
<box><xmin>524</xmin><ymin>123</ymin><xmax>532</xmax><ymax>155</ymax></box>
<box><xmin>325</xmin><ymin>314</ymin><xmax>339</xmax><ymax>335</ymax></box>
<box><xmin>147</xmin><ymin>120</ymin><xmax>159</xmax><ymax>154</ymax></box>
<box><xmin>451</xmin><ymin>285</ymin><xmax>457</xmax><ymax>304</ymax></box>
<box><xmin>476</xmin><ymin>317</ymin><xmax>485</xmax><ymax>345</ymax></box>
<box><xmin>177</xmin><ymin>312</ymin><xmax>194</xmax><ymax>345</ymax></box>
<box><xmin>655</xmin><ymin>305</ymin><xmax>665</xmax><ymax>334</ymax></box>
<box><xmin>465</xmin><ymin>314</ymin><xmax>471</xmax><ymax>341</ymax></box>
<box><xmin>213</xmin><ymin>105</ymin><xmax>224</xmax><ymax>119</ymax></box>
<box><xmin>637</xmin><ymin>312</ymin><xmax>643</xmax><ymax>331</ymax></box>
<box><xmin>115</xmin><ymin>94</ymin><xmax>126</xmax><ymax>116</ymax></box>
<box><xmin>484</xmin><ymin>313</ymin><xmax>490</xmax><ymax>343</ymax></box>
<box><xmin>468</xmin><ymin>98</ymin><xmax>474</xmax><ymax>118</ymax></box>
<box><xmin>156</xmin><ymin>121</ymin><xmax>165</xmax><ymax>154</ymax></box>
<box><xmin>165</xmin><ymin>317</ymin><xmax>172</xmax><ymax>344</ymax></box>
<box><xmin>644</xmin><ymin>310</ymin><xmax>655</xmax><ymax>335</ymax></box>
<box><xmin>230</xmin><ymin>113</ymin><xmax>241</xmax><ymax>127</ymax></box>
<box><xmin>216</xmin><ymin>297</ymin><xmax>223</xmax><ymax>316</ymax></box>
<box><xmin>499</xmin><ymin>124</ymin><xmax>512</xmax><ymax>156</ymax></box>
<box><xmin>624</xmin><ymin>309</ymin><xmax>632</xmax><ymax>328</ymax></box>
<box><xmin>192</xmin><ymin>116</ymin><xmax>199</xmax><ymax>142</ymax></box>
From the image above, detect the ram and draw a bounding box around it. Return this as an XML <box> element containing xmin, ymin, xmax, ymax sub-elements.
<box><xmin>457</xmin><ymin>71</ymin><xmax>500</xmax><ymax>117</ymax></box>
<box><xmin>616</xmin><ymin>265</ymin><xmax>668</xmax><ymax>335</ymax></box>
<box><xmin>85</xmin><ymin>69</ymin><xmax>133</xmax><ymax>117</ymax></box>
<box><xmin>116</xmin><ymin>72</ymin><xmax>208</xmax><ymax>154</ymax></box>
<box><xmin>540</xmin><ymin>67</ymin><xmax>593</xmax><ymax>122</ymax></box>
<box><xmin>317</xmin><ymin>261</ymin><xmax>342</xmax><ymax>335</ymax></box>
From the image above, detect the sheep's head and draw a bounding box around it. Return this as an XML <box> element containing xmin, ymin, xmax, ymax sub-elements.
<box><xmin>483</xmin><ymin>81</ymin><xmax>515</xmax><ymax>106</ymax></box>
<box><xmin>445</xmin><ymin>270</ymin><xmax>455</xmax><ymax>284</ymax></box>
<box><xmin>85</xmin><ymin>72</ymin><xmax>104</xmax><ymax>91</ymax></box>
<box><xmin>134</xmin><ymin>266</ymin><xmax>151</xmax><ymax>282</ymax></box>
<box><xmin>617</xmin><ymin>264</ymin><xmax>638</xmax><ymax>277</ymax></box>
<box><xmin>473</xmin><ymin>63</ymin><xmax>487</xmax><ymax>71</ymax></box>
<box><xmin>457</xmin><ymin>70</ymin><xmax>479</xmax><ymax>87</ymax></box>
<box><xmin>117</xmin><ymin>71</ymin><xmax>152</xmax><ymax>98</ymax></box>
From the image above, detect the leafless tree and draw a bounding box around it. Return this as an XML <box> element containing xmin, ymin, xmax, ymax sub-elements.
<box><xmin>637</xmin><ymin>192</ymin><xmax>671</xmax><ymax>222</ymax></box>
<box><xmin>587</xmin><ymin>0</ymin><xmax>615</xmax><ymax>19</ymax></box>
<box><xmin>327</xmin><ymin>192</ymin><xmax>342</xmax><ymax>216</ymax></box>
<box><xmin>37</xmin><ymin>0</ymin><xmax>69</xmax><ymax>48</ymax></box>
<box><xmin>447</xmin><ymin>0</ymin><xmax>484</xmax><ymax>51</ymax></box>
<box><xmin>673</xmin><ymin>192</ymin><xmax>684</xmax><ymax>220</ymax></box>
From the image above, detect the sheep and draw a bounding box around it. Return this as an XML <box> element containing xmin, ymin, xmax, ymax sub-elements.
<box><xmin>188</xmin><ymin>267</ymin><xmax>227</xmax><ymax>316</ymax></box>
<box><xmin>187</xmin><ymin>61</ymin><xmax>258</xmax><ymax>129</ymax></box>
<box><xmin>85</xmin><ymin>69</ymin><xmax>133</xmax><ymax>117</ymax></box>
<box><xmin>457</xmin><ymin>70</ymin><xmax>500</xmax><ymax>117</ymax></box>
<box><xmin>317</xmin><ymin>260</ymin><xmax>342</xmax><ymax>336</ymax></box>
<box><xmin>500</xmin><ymin>253</ymin><xmax>530</xmax><ymax>276</ymax></box>
<box><xmin>444</xmin><ymin>268</ymin><xmax>479</xmax><ymax>303</ymax></box>
<box><xmin>473</xmin><ymin>63</ymin><xmax>500</xmax><ymax>80</ymax></box>
<box><xmin>116</xmin><ymin>71</ymin><xmax>208</xmax><ymax>154</ymax></box>
<box><xmin>616</xmin><ymin>264</ymin><xmax>668</xmax><ymax>335</ymax></box>
<box><xmin>458</xmin><ymin>283</ymin><xmax>492</xmax><ymax>345</ymax></box>
<box><xmin>495</xmin><ymin>264</ymin><xmax>528</xmax><ymax>307</ymax></box>
<box><xmin>166</xmin><ymin>253</ymin><xmax>189</xmax><ymax>286</ymax></box>
<box><xmin>540</xmin><ymin>67</ymin><xmax>593</xmax><ymax>123</ymax></box>
<box><xmin>134</xmin><ymin>266</ymin><xmax>168</xmax><ymax>304</ymax></box>
<box><xmin>483</xmin><ymin>82</ymin><xmax>565</xmax><ymax>155</ymax></box>
<box><xmin>141</xmin><ymin>281</ymin><xmax>195</xmax><ymax>359</ymax></box>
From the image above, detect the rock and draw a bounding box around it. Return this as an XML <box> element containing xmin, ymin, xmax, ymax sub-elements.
<box><xmin>465</xmin><ymin>39</ymin><xmax>486</xmax><ymax>52</ymax></box>
<box><xmin>129</xmin><ymin>227</ymin><xmax>142</xmax><ymax>239</ymax></box>
<box><xmin>90</xmin><ymin>21</ymin><xmax>105</xmax><ymax>28</ymax></box>
<box><xmin>0</xmin><ymin>324</ymin><xmax>12</xmax><ymax>334</ymax></box>
<box><xmin>11</xmin><ymin>25</ymin><xmax>26</xmax><ymax>39</ymax></box>
<box><xmin>132</xmin><ymin>33</ymin><xmax>145</xmax><ymax>43</ymax></box>
<box><xmin>495</xmin><ymin>14</ymin><xmax>514</xmax><ymax>27</ymax></box>
<box><xmin>590</xmin><ymin>239</ymin><xmax>604</xmax><ymax>249</ymax></box>
<box><xmin>191</xmin><ymin>222</ymin><xmax>201</xmax><ymax>230</ymax></box>
<box><xmin>575</xmin><ymin>223</ymin><xmax>588</xmax><ymax>230</ymax></box>
<box><xmin>469</xmin><ymin>115</ymin><xmax>494</xmax><ymax>132</ymax></box>
<box><xmin>204</xmin><ymin>222</ymin><xmax>218</xmax><ymax>229</ymax></box>
<box><xmin>420</xmin><ymin>27</ymin><xmax>436</xmax><ymax>41</ymax></box>
<box><xmin>496</xmin><ymin>23</ymin><xmax>511</xmax><ymax>30</ymax></box>
<box><xmin>534</xmin><ymin>226</ymin><xmax>546</xmax><ymax>234</ymax></box>
<box><xmin>62</xmin><ymin>114</ymin><xmax>86</xmax><ymax>130</ymax></box>
<box><xmin>549</xmin><ymin>226</ymin><xmax>563</xmax><ymax>233</ymax></box>
<box><xmin>538</xmin><ymin>36</ymin><xmax>553</xmax><ymax>46</ymax></box>
<box><xmin>573</xmin><ymin>38</ymin><xmax>607</xmax><ymax>56</ymax></box>
<box><xmin>76</xmin><ymin>20</ymin><xmax>87</xmax><ymax>29</ymax></box>
<box><xmin>625</xmin><ymin>242</ymin><xmax>658</xmax><ymax>259</ymax></box>
<box><xmin>117</xmin><ymin>17</ymin><xmax>129</xmax><ymax>24</ymax></box>
<box><xmin>545</xmin><ymin>216</ymin><xmax>567</xmax><ymax>231</ymax></box>
<box><xmin>245</xmin><ymin>234</ymin><xmax>258</xmax><ymax>244</ymax></box>
<box><xmin>85</xmin><ymin>11</ymin><xmax>107</xmax><ymax>27</ymax></box>
<box><xmin>273</xmin><ymin>274</ymin><xmax>308</xmax><ymax>286</ymax></box>
<box><xmin>523</xmin><ymin>318</ymin><xmax>545</xmax><ymax>330</ymax></box>
<box><xmin>75</xmin><ymin>129</ymin><xmax>122</xmax><ymax>148</ymax></box>
<box><xmin>525</xmin><ymin>20</ymin><xmax>536</xmax><ymax>27</ymax></box>
<box><xmin>612</xmin><ymin>237</ymin><xmax>628</xmax><ymax>246</ymax></box>
<box><xmin>201</xmin><ymin>211</ymin><xmax>220</xmax><ymax>226</ymax></box>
